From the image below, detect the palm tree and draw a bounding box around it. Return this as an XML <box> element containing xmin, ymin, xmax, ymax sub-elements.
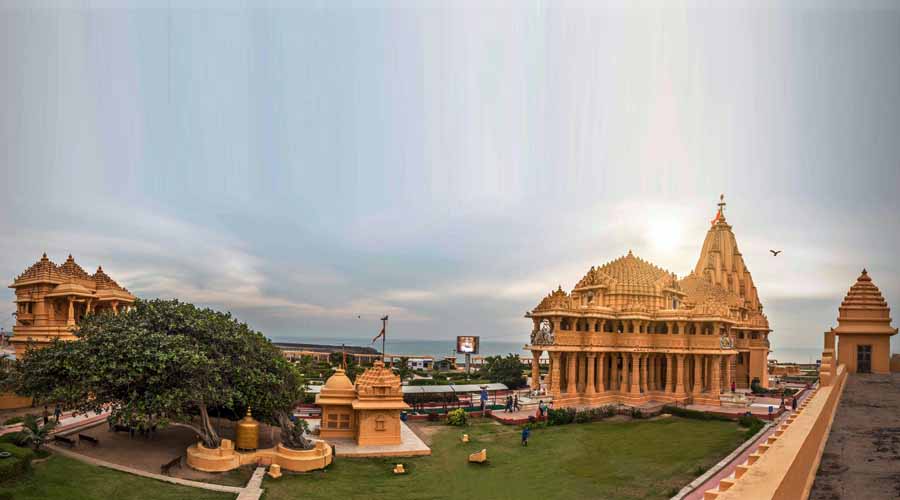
<box><xmin>20</xmin><ymin>414</ymin><xmax>57</xmax><ymax>452</ymax></box>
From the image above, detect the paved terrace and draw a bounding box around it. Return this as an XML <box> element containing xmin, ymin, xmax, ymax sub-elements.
<box><xmin>809</xmin><ymin>373</ymin><xmax>900</xmax><ymax>500</ymax></box>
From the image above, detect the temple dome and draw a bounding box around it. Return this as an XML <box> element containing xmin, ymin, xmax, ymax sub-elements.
<box><xmin>315</xmin><ymin>368</ymin><xmax>356</xmax><ymax>406</ymax></box>
<box><xmin>596</xmin><ymin>251</ymin><xmax>675</xmax><ymax>297</ymax></box>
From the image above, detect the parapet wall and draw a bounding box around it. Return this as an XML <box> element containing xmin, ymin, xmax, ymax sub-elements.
<box><xmin>186</xmin><ymin>438</ymin><xmax>333</xmax><ymax>473</ymax></box>
<box><xmin>704</xmin><ymin>364</ymin><xmax>848</xmax><ymax>500</ymax></box>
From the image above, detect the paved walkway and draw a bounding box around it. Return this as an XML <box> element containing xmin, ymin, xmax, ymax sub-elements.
<box><xmin>0</xmin><ymin>410</ymin><xmax>109</xmax><ymax>437</ymax></box>
<box><xmin>329</xmin><ymin>421</ymin><xmax>430</xmax><ymax>457</ymax></box>
<box><xmin>679</xmin><ymin>386</ymin><xmax>814</xmax><ymax>500</ymax></box>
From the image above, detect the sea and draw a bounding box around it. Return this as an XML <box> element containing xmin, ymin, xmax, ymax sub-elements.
<box><xmin>268</xmin><ymin>336</ymin><xmax>529</xmax><ymax>359</ymax></box>
<box><xmin>268</xmin><ymin>336</ymin><xmax>824</xmax><ymax>364</ymax></box>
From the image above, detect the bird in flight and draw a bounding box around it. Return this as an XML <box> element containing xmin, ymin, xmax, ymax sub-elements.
<box><xmin>770</xmin><ymin>250</ymin><xmax>782</xmax><ymax>256</ymax></box>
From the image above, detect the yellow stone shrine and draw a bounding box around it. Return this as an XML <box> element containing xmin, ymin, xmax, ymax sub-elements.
<box><xmin>8</xmin><ymin>253</ymin><xmax>135</xmax><ymax>359</ymax></box>
<box><xmin>525</xmin><ymin>197</ymin><xmax>772</xmax><ymax>407</ymax></box>
<box><xmin>317</xmin><ymin>360</ymin><xmax>410</xmax><ymax>446</ymax></box>
<box><xmin>829</xmin><ymin>269</ymin><xmax>897</xmax><ymax>374</ymax></box>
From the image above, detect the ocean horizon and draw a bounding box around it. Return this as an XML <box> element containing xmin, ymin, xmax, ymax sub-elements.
<box><xmin>268</xmin><ymin>335</ymin><xmax>823</xmax><ymax>364</ymax></box>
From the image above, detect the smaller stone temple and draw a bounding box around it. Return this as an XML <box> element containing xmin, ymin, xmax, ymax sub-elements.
<box><xmin>830</xmin><ymin>269</ymin><xmax>897</xmax><ymax>374</ymax></box>
<box><xmin>317</xmin><ymin>360</ymin><xmax>410</xmax><ymax>446</ymax></box>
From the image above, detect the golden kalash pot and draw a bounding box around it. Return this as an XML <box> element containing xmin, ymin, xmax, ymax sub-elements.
<box><xmin>235</xmin><ymin>407</ymin><xmax>260</xmax><ymax>451</ymax></box>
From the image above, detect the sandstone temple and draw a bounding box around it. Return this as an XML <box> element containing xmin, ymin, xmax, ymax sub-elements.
<box><xmin>525</xmin><ymin>197</ymin><xmax>771</xmax><ymax>407</ymax></box>
<box><xmin>7</xmin><ymin>253</ymin><xmax>135</xmax><ymax>359</ymax></box>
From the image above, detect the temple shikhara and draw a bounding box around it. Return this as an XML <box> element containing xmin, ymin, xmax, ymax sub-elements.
<box><xmin>829</xmin><ymin>269</ymin><xmax>897</xmax><ymax>374</ymax></box>
<box><xmin>525</xmin><ymin>197</ymin><xmax>771</xmax><ymax>407</ymax></box>
<box><xmin>8</xmin><ymin>253</ymin><xmax>135</xmax><ymax>359</ymax></box>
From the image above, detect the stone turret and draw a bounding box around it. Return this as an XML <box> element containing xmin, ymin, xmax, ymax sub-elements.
<box><xmin>831</xmin><ymin>269</ymin><xmax>897</xmax><ymax>374</ymax></box>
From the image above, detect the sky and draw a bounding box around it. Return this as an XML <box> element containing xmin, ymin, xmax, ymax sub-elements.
<box><xmin>1</xmin><ymin>1</ymin><xmax>899</xmax><ymax>357</ymax></box>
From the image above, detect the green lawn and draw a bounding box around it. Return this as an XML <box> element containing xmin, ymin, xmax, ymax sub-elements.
<box><xmin>0</xmin><ymin>455</ymin><xmax>233</xmax><ymax>500</ymax></box>
<box><xmin>0</xmin><ymin>416</ymin><xmax>746</xmax><ymax>500</ymax></box>
<box><xmin>262</xmin><ymin>416</ymin><xmax>747</xmax><ymax>500</ymax></box>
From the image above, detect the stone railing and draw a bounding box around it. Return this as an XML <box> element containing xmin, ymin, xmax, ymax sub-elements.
<box><xmin>703</xmin><ymin>363</ymin><xmax>848</xmax><ymax>500</ymax></box>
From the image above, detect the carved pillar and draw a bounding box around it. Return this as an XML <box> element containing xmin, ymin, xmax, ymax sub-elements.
<box><xmin>725</xmin><ymin>354</ymin><xmax>734</xmax><ymax>392</ymax></box>
<box><xmin>640</xmin><ymin>354</ymin><xmax>649</xmax><ymax>393</ymax></box>
<box><xmin>530</xmin><ymin>350</ymin><xmax>543</xmax><ymax>390</ymax></box>
<box><xmin>620</xmin><ymin>353</ymin><xmax>630</xmax><ymax>393</ymax></box>
<box><xmin>549</xmin><ymin>352</ymin><xmax>561</xmax><ymax>396</ymax></box>
<box><xmin>111</xmin><ymin>300</ymin><xmax>119</xmax><ymax>315</ymax></box>
<box><xmin>629</xmin><ymin>353</ymin><xmax>641</xmax><ymax>394</ymax></box>
<box><xmin>586</xmin><ymin>353</ymin><xmax>596</xmax><ymax>395</ymax></box>
<box><xmin>665</xmin><ymin>354</ymin><xmax>674</xmax><ymax>393</ymax></box>
<box><xmin>566</xmin><ymin>352</ymin><xmax>578</xmax><ymax>395</ymax></box>
<box><xmin>66</xmin><ymin>296</ymin><xmax>75</xmax><ymax>327</ymax></box>
<box><xmin>597</xmin><ymin>353</ymin><xmax>606</xmax><ymax>392</ymax></box>
<box><xmin>710</xmin><ymin>355</ymin><xmax>722</xmax><ymax>397</ymax></box>
<box><xmin>598</xmin><ymin>319</ymin><xmax>606</xmax><ymax>333</ymax></box>
<box><xmin>675</xmin><ymin>354</ymin><xmax>686</xmax><ymax>394</ymax></box>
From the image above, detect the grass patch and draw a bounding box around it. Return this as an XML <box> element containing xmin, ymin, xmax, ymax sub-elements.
<box><xmin>0</xmin><ymin>455</ymin><xmax>232</xmax><ymax>500</ymax></box>
<box><xmin>262</xmin><ymin>416</ymin><xmax>747</xmax><ymax>500</ymax></box>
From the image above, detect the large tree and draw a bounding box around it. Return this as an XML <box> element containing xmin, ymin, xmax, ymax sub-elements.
<box><xmin>18</xmin><ymin>299</ymin><xmax>309</xmax><ymax>449</ymax></box>
<box><xmin>479</xmin><ymin>354</ymin><xmax>527</xmax><ymax>389</ymax></box>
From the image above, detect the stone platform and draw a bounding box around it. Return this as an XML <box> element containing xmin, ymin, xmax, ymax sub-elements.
<box><xmin>328</xmin><ymin>421</ymin><xmax>430</xmax><ymax>458</ymax></box>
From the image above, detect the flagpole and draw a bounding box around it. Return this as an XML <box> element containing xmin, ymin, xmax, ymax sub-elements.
<box><xmin>381</xmin><ymin>315</ymin><xmax>389</xmax><ymax>364</ymax></box>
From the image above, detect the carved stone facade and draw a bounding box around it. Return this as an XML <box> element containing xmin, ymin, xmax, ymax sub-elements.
<box><xmin>525</xmin><ymin>197</ymin><xmax>772</xmax><ymax>407</ymax></box>
<box><xmin>8</xmin><ymin>253</ymin><xmax>135</xmax><ymax>358</ymax></box>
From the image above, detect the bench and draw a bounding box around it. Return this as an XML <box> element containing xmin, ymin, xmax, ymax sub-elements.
<box><xmin>111</xmin><ymin>424</ymin><xmax>131</xmax><ymax>433</ymax></box>
<box><xmin>53</xmin><ymin>435</ymin><xmax>77</xmax><ymax>448</ymax></box>
<box><xmin>78</xmin><ymin>434</ymin><xmax>99</xmax><ymax>446</ymax></box>
<box><xmin>160</xmin><ymin>455</ymin><xmax>182</xmax><ymax>475</ymax></box>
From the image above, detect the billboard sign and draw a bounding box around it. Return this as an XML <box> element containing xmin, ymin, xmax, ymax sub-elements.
<box><xmin>456</xmin><ymin>335</ymin><xmax>479</xmax><ymax>354</ymax></box>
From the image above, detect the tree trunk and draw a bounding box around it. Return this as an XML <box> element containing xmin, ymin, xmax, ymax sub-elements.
<box><xmin>276</xmin><ymin>411</ymin><xmax>313</xmax><ymax>450</ymax></box>
<box><xmin>199</xmin><ymin>406</ymin><xmax>221</xmax><ymax>448</ymax></box>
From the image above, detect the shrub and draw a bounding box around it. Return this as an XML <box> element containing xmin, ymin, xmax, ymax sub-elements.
<box><xmin>547</xmin><ymin>407</ymin><xmax>576</xmax><ymax>426</ymax></box>
<box><xmin>0</xmin><ymin>432</ymin><xmax>27</xmax><ymax>447</ymax></box>
<box><xmin>574</xmin><ymin>410</ymin><xmax>591</xmax><ymax>424</ymax></box>
<box><xmin>0</xmin><ymin>442</ymin><xmax>34</xmax><ymax>483</ymax></box>
<box><xmin>446</xmin><ymin>408</ymin><xmax>467</xmax><ymax>426</ymax></box>
<box><xmin>2</xmin><ymin>417</ymin><xmax>23</xmax><ymax>426</ymax></box>
<box><xmin>663</xmin><ymin>406</ymin><xmax>731</xmax><ymax>422</ymax></box>
<box><xmin>630</xmin><ymin>407</ymin><xmax>644</xmax><ymax>419</ymax></box>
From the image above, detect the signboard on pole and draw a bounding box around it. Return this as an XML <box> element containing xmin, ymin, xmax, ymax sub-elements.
<box><xmin>456</xmin><ymin>335</ymin><xmax>479</xmax><ymax>354</ymax></box>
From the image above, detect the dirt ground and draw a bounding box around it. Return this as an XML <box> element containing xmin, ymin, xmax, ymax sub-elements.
<box><xmin>809</xmin><ymin>373</ymin><xmax>900</xmax><ymax>500</ymax></box>
<box><xmin>61</xmin><ymin>417</ymin><xmax>280</xmax><ymax>485</ymax></box>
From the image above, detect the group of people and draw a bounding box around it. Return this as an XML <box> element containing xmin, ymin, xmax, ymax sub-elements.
<box><xmin>503</xmin><ymin>393</ymin><xmax>520</xmax><ymax>413</ymax></box>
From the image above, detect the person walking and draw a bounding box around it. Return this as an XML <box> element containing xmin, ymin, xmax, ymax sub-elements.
<box><xmin>791</xmin><ymin>396</ymin><xmax>798</xmax><ymax>412</ymax></box>
<box><xmin>521</xmin><ymin>425</ymin><xmax>531</xmax><ymax>447</ymax></box>
<box><xmin>731</xmin><ymin>380</ymin><xmax>736</xmax><ymax>393</ymax></box>
<box><xmin>42</xmin><ymin>406</ymin><xmax>50</xmax><ymax>426</ymax></box>
<box><xmin>513</xmin><ymin>394</ymin><xmax>520</xmax><ymax>412</ymax></box>
<box><xmin>53</xmin><ymin>404</ymin><xmax>62</xmax><ymax>423</ymax></box>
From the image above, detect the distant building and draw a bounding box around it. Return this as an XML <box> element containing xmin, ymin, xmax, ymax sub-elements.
<box><xmin>524</xmin><ymin>197</ymin><xmax>772</xmax><ymax>408</ymax></box>
<box><xmin>8</xmin><ymin>253</ymin><xmax>135</xmax><ymax>358</ymax></box>
<box><xmin>274</xmin><ymin>342</ymin><xmax>381</xmax><ymax>364</ymax></box>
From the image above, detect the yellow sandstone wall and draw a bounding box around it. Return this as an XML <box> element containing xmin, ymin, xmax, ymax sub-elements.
<box><xmin>0</xmin><ymin>393</ymin><xmax>32</xmax><ymax>410</ymax></box>
<box><xmin>837</xmin><ymin>334</ymin><xmax>892</xmax><ymax>374</ymax></box>
<box><xmin>186</xmin><ymin>438</ymin><xmax>333</xmax><ymax>473</ymax></box>
<box><xmin>707</xmin><ymin>364</ymin><xmax>848</xmax><ymax>500</ymax></box>
<box><xmin>891</xmin><ymin>354</ymin><xmax>900</xmax><ymax>373</ymax></box>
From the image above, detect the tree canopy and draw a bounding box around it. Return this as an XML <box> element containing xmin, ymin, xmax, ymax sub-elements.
<box><xmin>478</xmin><ymin>354</ymin><xmax>527</xmax><ymax>389</ymax></box>
<box><xmin>17</xmin><ymin>298</ymin><xmax>307</xmax><ymax>449</ymax></box>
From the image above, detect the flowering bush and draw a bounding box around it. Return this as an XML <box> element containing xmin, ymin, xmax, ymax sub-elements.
<box><xmin>446</xmin><ymin>408</ymin><xmax>467</xmax><ymax>426</ymax></box>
